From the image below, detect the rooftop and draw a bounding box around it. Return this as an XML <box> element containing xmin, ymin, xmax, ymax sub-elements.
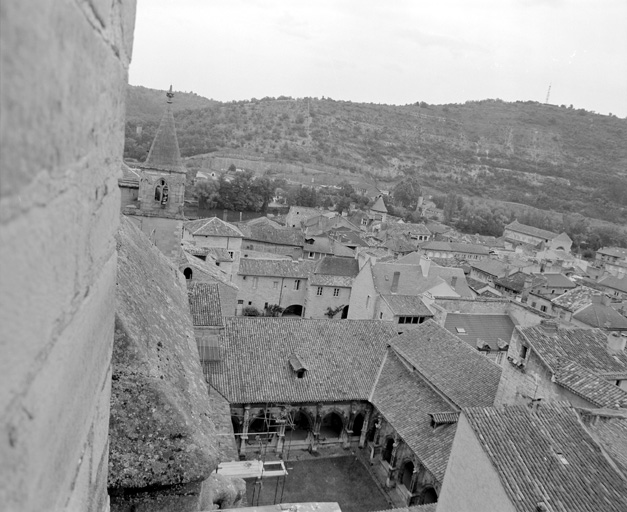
<box><xmin>370</xmin><ymin>350</ymin><xmax>457</xmax><ymax>482</ymax></box>
<box><xmin>184</xmin><ymin>217</ymin><xmax>244</xmax><ymax>238</ymax></box>
<box><xmin>421</xmin><ymin>241</ymin><xmax>490</xmax><ymax>255</ymax></box>
<box><xmin>390</xmin><ymin>320</ymin><xmax>502</xmax><ymax>408</ymax></box>
<box><xmin>380</xmin><ymin>295</ymin><xmax>434</xmax><ymax>316</ymax></box>
<box><xmin>597</xmin><ymin>247</ymin><xmax>627</xmax><ymax>259</ymax></box>
<box><xmin>469</xmin><ymin>258</ymin><xmax>510</xmax><ymax>277</ymax></box>
<box><xmin>573</xmin><ymin>302</ymin><xmax>627</xmax><ymax>330</ymax></box>
<box><xmin>209</xmin><ymin>318</ymin><xmax>398</xmax><ymax>403</ymax></box>
<box><xmin>599</xmin><ymin>275</ymin><xmax>627</xmax><ymax>294</ymax></box>
<box><xmin>464</xmin><ymin>404</ymin><xmax>627</xmax><ymax>512</ymax></box>
<box><xmin>444</xmin><ymin>314</ymin><xmax>515</xmax><ymax>352</ymax></box>
<box><xmin>504</xmin><ymin>220</ymin><xmax>558</xmax><ymax>241</ymax></box>
<box><xmin>534</xmin><ymin>272</ymin><xmax>576</xmax><ymax>289</ymax></box>
<box><xmin>236</xmin><ymin>221</ymin><xmax>303</xmax><ymax>247</ymax></box>
<box><xmin>188</xmin><ymin>282</ymin><xmax>223</xmax><ymax>327</ymax></box>
<box><xmin>382</xmin><ymin>222</ymin><xmax>431</xmax><ymax>237</ymax></box>
<box><xmin>551</xmin><ymin>285</ymin><xmax>602</xmax><ymax>312</ymax></box>
<box><xmin>314</xmin><ymin>255</ymin><xmax>360</xmax><ymax>277</ymax></box>
<box><xmin>238</xmin><ymin>258</ymin><xmax>316</xmax><ymax>278</ymax></box>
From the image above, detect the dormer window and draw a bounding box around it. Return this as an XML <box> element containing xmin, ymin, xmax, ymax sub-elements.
<box><xmin>289</xmin><ymin>353</ymin><xmax>307</xmax><ymax>379</ymax></box>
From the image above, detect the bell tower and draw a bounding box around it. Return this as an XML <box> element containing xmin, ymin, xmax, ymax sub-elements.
<box><xmin>137</xmin><ymin>85</ymin><xmax>186</xmax><ymax>217</ymax></box>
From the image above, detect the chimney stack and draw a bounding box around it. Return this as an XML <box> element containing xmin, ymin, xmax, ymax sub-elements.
<box><xmin>419</xmin><ymin>256</ymin><xmax>431</xmax><ymax>278</ymax></box>
<box><xmin>451</xmin><ymin>276</ymin><xmax>458</xmax><ymax>288</ymax></box>
<box><xmin>607</xmin><ymin>332</ymin><xmax>626</xmax><ymax>354</ymax></box>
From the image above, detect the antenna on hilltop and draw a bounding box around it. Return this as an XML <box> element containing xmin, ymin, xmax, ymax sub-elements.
<box><xmin>545</xmin><ymin>83</ymin><xmax>551</xmax><ymax>104</ymax></box>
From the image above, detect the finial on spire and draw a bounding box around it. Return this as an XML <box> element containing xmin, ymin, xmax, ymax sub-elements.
<box><xmin>166</xmin><ymin>85</ymin><xmax>174</xmax><ymax>103</ymax></box>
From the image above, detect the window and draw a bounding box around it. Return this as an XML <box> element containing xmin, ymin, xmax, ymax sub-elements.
<box><xmin>379</xmin><ymin>312</ymin><xmax>383</xmax><ymax>319</ymax></box>
<box><xmin>237</xmin><ymin>300</ymin><xmax>244</xmax><ymax>304</ymax></box>
<box><xmin>308</xmin><ymin>252</ymin><xmax>315</xmax><ymax>259</ymax></box>
<box><xmin>316</xmin><ymin>287</ymin><xmax>323</xmax><ymax>296</ymax></box>
<box><xmin>252</xmin><ymin>277</ymin><xmax>258</xmax><ymax>289</ymax></box>
<box><xmin>273</xmin><ymin>281</ymin><xmax>279</xmax><ymax>289</ymax></box>
<box><xmin>333</xmin><ymin>288</ymin><xmax>340</xmax><ymax>297</ymax></box>
<box><xmin>540</xmin><ymin>305</ymin><xmax>547</xmax><ymax>312</ymax></box>
<box><xmin>228</xmin><ymin>251</ymin><xmax>234</xmax><ymax>259</ymax></box>
<box><xmin>264</xmin><ymin>302</ymin><xmax>268</xmax><ymax>309</ymax></box>
<box><xmin>294</xmin><ymin>279</ymin><xmax>301</xmax><ymax>290</ymax></box>
<box><xmin>456</xmin><ymin>327</ymin><xmax>466</xmax><ymax>334</ymax></box>
<box><xmin>248</xmin><ymin>301</ymin><xmax>252</xmax><ymax>305</ymax></box>
<box><xmin>520</xmin><ymin>345</ymin><xmax>529</xmax><ymax>359</ymax></box>
<box><xmin>531</xmin><ymin>302</ymin><xmax>537</xmax><ymax>308</ymax></box>
<box><xmin>366</xmin><ymin>295</ymin><xmax>371</xmax><ymax>308</ymax></box>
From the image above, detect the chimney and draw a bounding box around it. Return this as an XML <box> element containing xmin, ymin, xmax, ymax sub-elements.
<box><xmin>540</xmin><ymin>320</ymin><xmax>559</xmax><ymax>336</ymax></box>
<box><xmin>451</xmin><ymin>276</ymin><xmax>458</xmax><ymax>288</ymax></box>
<box><xmin>601</xmin><ymin>294</ymin><xmax>612</xmax><ymax>307</ymax></box>
<box><xmin>419</xmin><ymin>256</ymin><xmax>431</xmax><ymax>277</ymax></box>
<box><xmin>607</xmin><ymin>332</ymin><xmax>626</xmax><ymax>354</ymax></box>
<box><xmin>391</xmin><ymin>271</ymin><xmax>400</xmax><ymax>293</ymax></box>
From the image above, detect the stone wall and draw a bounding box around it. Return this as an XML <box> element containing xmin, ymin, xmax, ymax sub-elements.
<box><xmin>0</xmin><ymin>1</ymin><xmax>135</xmax><ymax>510</ymax></box>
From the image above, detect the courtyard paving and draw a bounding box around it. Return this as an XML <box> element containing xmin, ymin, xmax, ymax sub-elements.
<box><xmin>245</xmin><ymin>455</ymin><xmax>393</xmax><ymax>512</ymax></box>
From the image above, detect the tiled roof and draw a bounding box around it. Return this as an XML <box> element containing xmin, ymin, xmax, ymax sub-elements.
<box><xmin>533</xmin><ymin>272</ymin><xmax>576</xmax><ymax>288</ymax></box>
<box><xmin>370</xmin><ymin>351</ymin><xmax>457</xmax><ymax>481</ymax></box>
<box><xmin>504</xmin><ymin>220</ymin><xmax>558</xmax><ymax>240</ymax></box>
<box><xmin>176</xmin><ymin>251</ymin><xmax>238</xmax><ymax>290</ymax></box>
<box><xmin>553</xmin><ymin>360</ymin><xmax>627</xmax><ymax>409</ymax></box>
<box><xmin>395</xmin><ymin>252</ymin><xmax>423</xmax><ymax>265</ymax></box>
<box><xmin>494</xmin><ymin>271</ymin><xmax>541</xmax><ymax>293</ymax></box>
<box><xmin>599</xmin><ymin>275</ymin><xmax>627</xmax><ymax>294</ymax></box>
<box><xmin>314</xmin><ymin>256</ymin><xmax>359</xmax><ymax>277</ymax></box>
<box><xmin>469</xmin><ymin>258</ymin><xmax>510</xmax><ymax>277</ymax></box>
<box><xmin>421</xmin><ymin>241</ymin><xmax>490</xmax><ymax>255</ymax></box>
<box><xmin>238</xmin><ymin>258</ymin><xmax>316</xmax><ymax>278</ymax></box>
<box><xmin>573</xmin><ymin>303</ymin><xmax>627</xmax><ymax>330</ymax></box>
<box><xmin>334</xmin><ymin>231</ymin><xmax>369</xmax><ymax>248</ymax></box>
<box><xmin>305</xmin><ymin>237</ymin><xmax>355</xmax><ymax>257</ymax></box>
<box><xmin>581</xmin><ymin>412</ymin><xmax>627</xmax><ymax>477</ymax></box>
<box><xmin>428</xmin><ymin>266</ymin><xmax>474</xmax><ymax>298</ymax></box>
<box><xmin>381</xmin><ymin>295</ymin><xmax>434</xmax><ymax>316</ymax></box>
<box><xmin>184</xmin><ymin>217</ymin><xmax>244</xmax><ymax>238</ymax></box>
<box><xmin>383</xmin><ymin>236</ymin><xmax>416</xmax><ymax>254</ymax></box>
<box><xmin>370</xmin><ymin>195</ymin><xmax>388</xmax><ymax>213</ymax></box>
<box><xmin>444</xmin><ymin>314</ymin><xmax>515</xmax><ymax>352</ymax></box>
<box><xmin>390</xmin><ymin>320</ymin><xmax>502</xmax><ymax>408</ymax></box>
<box><xmin>428</xmin><ymin>412</ymin><xmax>460</xmax><ymax>425</ymax></box>
<box><xmin>371</xmin><ymin>262</ymin><xmax>445</xmax><ymax>296</ymax></box>
<box><xmin>119</xmin><ymin>162</ymin><xmax>140</xmax><ymax>186</ymax></box>
<box><xmin>551</xmin><ymin>285</ymin><xmax>601</xmax><ymax>311</ymax></box>
<box><xmin>209</xmin><ymin>318</ymin><xmax>398</xmax><ymax>403</ymax></box>
<box><xmin>425</xmin><ymin>221</ymin><xmax>453</xmax><ymax>235</ymax></box>
<box><xmin>383</xmin><ymin>223</ymin><xmax>431</xmax><ymax>237</ymax></box>
<box><xmin>183</xmin><ymin>243</ymin><xmax>233</xmax><ymax>262</ymax></box>
<box><xmin>519</xmin><ymin>326</ymin><xmax>627</xmax><ymax>376</ymax></box>
<box><xmin>597</xmin><ymin>247</ymin><xmax>627</xmax><ymax>259</ymax></box>
<box><xmin>309</xmin><ymin>274</ymin><xmax>353</xmax><ymax>287</ymax></box>
<box><xmin>237</xmin><ymin>222</ymin><xmax>303</xmax><ymax>247</ymax></box>
<box><xmin>188</xmin><ymin>283</ymin><xmax>223</xmax><ymax>327</ymax></box>
<box><xmin>464</xmin><ymin>404</ymin><xmax>627</xmax><ymax>512</ymax></box>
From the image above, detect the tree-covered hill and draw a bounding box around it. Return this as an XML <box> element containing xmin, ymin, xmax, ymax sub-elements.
<box><xmin>124</xmin><ymin>86</ymin><xmax>627</xmax><ymax>225</ymax></box>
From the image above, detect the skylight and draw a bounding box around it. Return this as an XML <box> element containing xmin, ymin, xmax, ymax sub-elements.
<box><xmin>456</xmin><ymin>327</ymin><xmax>466</xmax><ymax>334</ymax></box>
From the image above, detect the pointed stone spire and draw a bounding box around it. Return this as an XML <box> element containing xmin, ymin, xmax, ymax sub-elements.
<box><xmin>143</xmin><ymin>86</ymin><xmax>185</xmax><ymax>173</ymax></box>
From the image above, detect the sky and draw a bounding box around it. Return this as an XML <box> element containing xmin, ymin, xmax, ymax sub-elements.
<box><xmin>129</xmin><ymin>0</ymin><xmax>627</xmax><ymax>117</ymax></box>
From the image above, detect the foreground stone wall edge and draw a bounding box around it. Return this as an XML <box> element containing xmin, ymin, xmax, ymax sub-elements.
<box><xmin>0</xmin><ymin>0</ymin><xmax>136</xmax><ymax>510</ymax></box>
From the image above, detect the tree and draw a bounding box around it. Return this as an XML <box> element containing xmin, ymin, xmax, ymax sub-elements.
<box><xmin>193</xmin><ymin>179</ymin><xmax>220</xmax><ymax>209</ymax></box>
<box><xmin>264</xmin><ymin>304</ymin><xmax>284</xmax><ymax>317</ymax></box>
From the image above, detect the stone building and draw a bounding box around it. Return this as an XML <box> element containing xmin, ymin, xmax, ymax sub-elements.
<box><xmin>208</xmin><ymin>318</ymin><xmax>502</xmax><ymax>507</ymax></box>
<box><xmin>1</xmin><ymin>2</ymin><xmax>136</xmax><ymax>509</ymax></box>
<box><xmin>437</xmin><ymin>404</ymin><xmax>627</xmax><ymax>512</ymax></box>
<box><xmin>503</xmin><ymin>220</ymin><xmax>572</xmax><ymax>252</ymax></box>
<box><xmin>183</xmin><ymin>217</ymin><xmax>244</xmax><ymax>275</ymax></box>
<box><xmin>304</xmin><ymin>256</ymin><xmax>359</xmax><ymax>319</ymax></box>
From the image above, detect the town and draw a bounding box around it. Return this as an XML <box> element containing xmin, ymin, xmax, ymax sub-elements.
<box><xmin>2</xmin><ymin>2</ymin><xmax>627</xmax><ymax>512</ymax></box>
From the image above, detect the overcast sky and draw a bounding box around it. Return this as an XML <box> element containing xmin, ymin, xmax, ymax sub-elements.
<box><xmin>129</xmin><ymin>0</ymin><xmax>627</xmax><ymax>117</ymax></box>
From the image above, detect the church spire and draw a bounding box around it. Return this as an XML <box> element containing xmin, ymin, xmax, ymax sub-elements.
<box><xmin>143</xmin><ymin>85</ymin><xmax>184</xmax><ymax>173</ymax></box>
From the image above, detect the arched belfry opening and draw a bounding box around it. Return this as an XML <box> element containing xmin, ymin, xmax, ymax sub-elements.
<box><xmin>155</xmin><ymin>179</ymin><xmax>169</xmax><ymax>205</ymax></box>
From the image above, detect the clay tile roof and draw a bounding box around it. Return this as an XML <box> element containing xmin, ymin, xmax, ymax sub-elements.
<box><xmin>390</xmin><ymin>320</ymin><xmax>502</xmax><ymax>408</ymax></box>
<box><xmin>582</xmin><ymin>412</ymin><xmax>627</xmax><ymax>476</ymax></box>
<box><xmin>599</xmin><ymin>275</ymin><xmax>627</xmax><ymax>294</ymax></box>
<box><xmin>444</xmin><ymin>314</ymin><xmax>515</xmax><ymax>352</ymax></box>
<box><xmin>519</xmin><ymin>326</ymin><xmax>627</xmax><ymax>376</ymax></box>
<box><xmin>553</xmin><ymin>360</ymin><xmax>627</xmax><ymax>409</ymax></box>
<box><xmin>428</xmin><ymin>412</ymin><xmax>460</xmax><ymax>425</ymax></box>
<box><xmin>314</xmin><ymin>256</ymin><xmax>359</xmax><ymax>277</ymax></box>
<box><xmin>370</xmin><ymin>350</ymin><xmax>457</xmax><ymax>481</ymax></box>
<box><xmin>288</xmin><ymin>353</ymin><xmax>306</xmax><ymax>372</ymax></box>
<box><xmin>380</xmin><ymin>295</ymin><xmax>434</xmax><ymax>316</ymax></box>
<box><xmin>184</xmin><ymin>217</ymin><xmax>244</xmax><ymax>238</ymax></box>
<box><xmin>209</xmin><ymin>318</ymin><xmax>398</xmax><ymax>403</ymax></box>
<box><xmin>505</xmin><ymin>220</ymin><xmax>558</xmax><ymax>240</ymax></box>
<box><xmin>188</xmin><ymin>282</ymin><xmax>223</xmax><ymax>327</ymax></box>
<box><xmin>573</xmin><ymin>303</ymin><xmax>627</xmax><ymax>330</ymax></box>
<box><xmin>237</xmin><ymin>222</ymin><xmax>303</xmax><ymax>247</ymax></box>
<box><xmin>598</xmin><ymin>247</ymin><xmax>627</xmax><ymax>259</ymax></box>
<box><xmin>428</xmin><ymin>266</ymin><xmax>474</xmax><ymax>298</ymax></box>
<box><xmin>119</xmin><ymin>162</ymin><xmax>140</xmax><ymax>186</ymax></box>
<box><xmin>371</xmin><ymin>195</ymin><xmax>388</xmax><ymax>213</ymax></box>
<box><xmin>175</xmin><ymin>251</ymin><xmax>238</xmax><ymax>290</ymax></box>
<box><xmin>142</xmin><ymin>95</ymin><xmax>185</xmax><ymax>173</ymax></box>
<box><xmin>309</xmin><ymin>275</ymin><xmax>354</xmax><ymax>287</ymax></box>
<box><xmin>469</xmin><ymin>259</ymin><xmax>510</xmax><ymax>277</ymax></box>
<box><xmin>463</xmin><ymin>404</ymin><xmax>627</xmax><ymax>512</ymax></box>
<box><xmin>534</xmin><ymin>272</ymin><xmax>576</xmax><ymax>288</ymax></box>
<box><xmin>551</xmin><ymin>285</ymin><xmax>601</xmax><ymax>312</ymax></box>
<box><xmin>383</xmin><ymin>223</ymin><xmax>431</xmax><ymax>237</ymax></box>
<box><xmin>238</xmin><ymin>258</ymin><xmax>316</xmax><ymax>278</ymax></box>
<box><xmin>421</xmin><ymin>241</ymin><xmax>490</xmax><ymax>255</ymax></box>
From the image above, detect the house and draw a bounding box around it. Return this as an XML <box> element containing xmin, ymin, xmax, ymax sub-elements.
<box><xmin>420</xmin><ymin>241</ymin><xmax>490</xmax><ymax>261</ymax></box>
<box><xmin>503</xmin><ymin>220</ymin><xmax>572</xmax><ymax>252</ymax></box>
<box><xmin>443</xmin><ymin>314</ymin><xmax>515</xmax><ymax>365</ymax></box>
<box><xmin>377</xmin><ymin>295</ymin><xmax>435</xmax><ymax>333</ymax></box>
<box><xmin>369</xmin><ymin>195</ymin><xmax>388</xmax><ymax>223</ymax></box>
<box><xmin>305</xmin><ymin>256</ymin><xmax>359</xmax><ymax>319</ymax></box>
<box><xmin>208</xmin><ymin>318</ymin><xmax>501</xmax><ymax>507</ymax></box>
<box><xmin>380</xmin><ymin>222</ymin><xmax>432</xmax><ymax>243</ymax></box>
<box><xmin>437</xmin><ymin>404</ymin><xmax>627</xmax><ymax>512</ymax></box>
<box><xmin>493</xmin><ymin>271</ymin><xmax>542</xmax><ymax>298</ymax></box>
<box><xmin>468</xmin><ymin>259</ymin><xmax>510</xmax><ymax>285</ymax></box>
<box><xmin>546</xmin><ymin>285</ymin><xmax>625</xmax><ymax>328</ymax></box>
<box><xmin>595</xmin><ymin>246</ymin><xmax>627</xmax><ymax>276</ymax></box>
<box><xmin>496</xmin><ymin>322</ymin><xmax>627</xmax><ymax>409</ymax></box>
<box><xmin>234</xmin><ymin>258</ymin><xmax>316</xmax><ymax>316</ymax></box>
<box><xmin>183</xmin><ymin>217</ymin><xmax>244</xmax><ymax>274</ymax></box>
<box><xmin>236</xmin><ymin>217</ymin><xmax>304</xmax><ymax>259</ymax></box>
<box><xmin>598</xmin><ymin>274</ymin><xmax>627</xmax><ymax>300</ymax></box>
<box><xmin>286</xmin><ymin>206</ymin><xmax>324</xmax><ymax>228</ymax></box>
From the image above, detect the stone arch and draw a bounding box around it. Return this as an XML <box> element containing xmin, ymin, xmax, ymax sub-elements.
<box><xmin>154</xmin><ymin>178</ymin><xmax>169</xmax><ymax>204</ymax></box>
<box><xmin>248</xmin><ymin>410</ymin><xmax>275</xmax><ymax>442</ymax></box>
<box><xmin>282</xmin><ymin>304</ymin><xmax>303</xmax><ymax>317</ymax></box>
<box><xmin>352</xmin><ymin>412</ymin><xmax>365</xmax><ymax>437</ymax></box>
<box><xmin>422</xmin><ymin>487</ymin><xmax>438</xmax><ymax>504</ymax></box>
<box><xmin>183</xmin><ymin>267</ymin><xmax>193</xmax><ymax>280</ymax></box>
<box><xmin>399</xmin><ymin>459</ymin><xmax>415</xmax><ymax>491</ymax></box>
<box><xmin>286</xmin><ymin>408</ymin><xmax>314</xmax><ymax>442</ymax></box>
<box><xmin>320</xmin><ymin>411</ymin><xmax>344</xmax><ymax>439</ymax></box>
<box><xmin>382</xmin><ymin>436</ymin><xmax>395</xmax><ymax>463</ymax></box>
